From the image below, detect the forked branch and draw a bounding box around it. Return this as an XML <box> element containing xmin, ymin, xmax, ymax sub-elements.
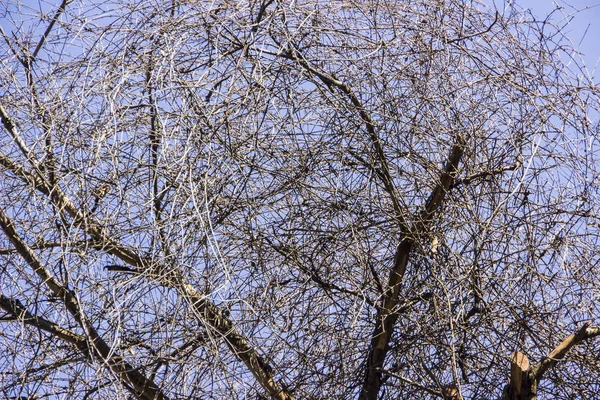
<box><xmin>0</xmin><ymin>208</ymin><xmax>168</xmax><ymax>400</ymax></box>
<box><xmin>504</xmin><ymin>322</ymin><xmax>600</xmax><ymax>400</ymax></box>
<box><xmin>0</xmin><ymin>295</ymin><xmax>87</xmax><ymax>349</ymax></box>
<box><xmin>360</xmin><ymin>134</ymin><xmax>466</xmax><ymax>400</ymax></box>
<box><xmin>0</xmin><ymin>104</ymin><xmax>294</xmax><ymax>400</ymax></box>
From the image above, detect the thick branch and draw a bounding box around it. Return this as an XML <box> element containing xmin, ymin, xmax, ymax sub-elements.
<box><xmin>360</xmin><ymin>135</ymin><xmax>465</xmax><ymax>400</ymax></box>
<box><xmin>533</xmin><ymin>321</ymin><xmax>600</xmax><ymax>383</ymax></box>
<box><xmin>0</xmin><ymin>105</ymin><xmax>293</xmax><ymax>400</ymax></box>
<box><xmin>0</xmin><ymin>208</ymin><xmax>168</xmax><ymax>400</ymax></box>
<box><xmin>0</xmin><ymin>294</ymin><xmax>87</xmax><ymax>349</ymax></box>
<box><xmin>504</xmin><ymin>323</ymin><xmax>600</xmax><ymax>399</ymax></box>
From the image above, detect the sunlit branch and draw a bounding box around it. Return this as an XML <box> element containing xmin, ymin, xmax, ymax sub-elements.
<box><xmin>0</xmin><ymin>208</ymin><xmax>168</xmax><ymax>400</ymax></box>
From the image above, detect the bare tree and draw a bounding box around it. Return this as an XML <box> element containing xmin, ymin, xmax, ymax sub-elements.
<box><xmin>1</xmin><ymin>0</ymin><xmax>599</xmax><ymax>399</ymax></box>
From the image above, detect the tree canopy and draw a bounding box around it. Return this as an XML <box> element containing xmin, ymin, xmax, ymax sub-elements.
<box><xmin>1</xmin><ymin>0</ymin><xmax>599</xmax><ymax>399</ymax></box>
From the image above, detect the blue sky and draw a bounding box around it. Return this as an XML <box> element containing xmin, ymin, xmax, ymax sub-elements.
<box><xmin>489</xmin><ymin>0</ymin><xmax>600</xmax><ymax>77</ymax></box>
<box><xmin>3</xmin><ymin>0</ymin><xmax>599</xmax><ymax>70</ymax></box>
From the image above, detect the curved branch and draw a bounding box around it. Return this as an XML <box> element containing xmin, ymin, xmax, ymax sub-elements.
<box><xmin>0</xmin><ymin>208</ymin><xmax>168</xmax><ymax>400</ymax></box>
<box><xmin>280</xmin><ymin>44</ymin><xmax>410</xmax><ymax>233</ymax></box>
<box><xmin>0</xmin><ymin>105</ymin><xmax>294</xmax><ymax>400</ymax></box>
<box><xmin>504</xmin><ymin>322</ymin><xmax>600</xmax><ymax>399</ymax></box>
<box><xmin>533</xmin><ymin>321</ymin><xmax>600</xmax><ymax>386</ymax></box>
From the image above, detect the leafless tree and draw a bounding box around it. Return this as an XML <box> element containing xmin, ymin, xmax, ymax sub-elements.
<box><xmin>1</xmin><ymin>0</ymin><xmax>599</xmax><ymax>399</ymax></box>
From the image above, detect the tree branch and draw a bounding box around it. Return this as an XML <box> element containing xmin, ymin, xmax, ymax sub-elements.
<box><xmin>0</xmin><ymin>208</ymin><xmax>168</xmax><ymax>400</ymax></box>
<box><xmin>361</xmin><ymin>134</ymin><xmax>466</xmax><ymax>400</ymax></box>
<box><xmin>504</xmin><ymin>322</ymin><xmax>600</xmax><ymax>399</ymax></box>
<box><xmin>450</xmin><ymin>162</ymin><xmax>519</xmax><ymax>189</ymax></box>
<box><xmin>533</xmin><ymin>321</ymin><xmax>600</xmax><ymax>383</ymax></box>
<box><xmin>280</xmin><ymin>44</ymin><xmax>410</xmax><ymax>233</ymax></box>
<box><xmin>0</xmin><ymin>294</ymin><xmax>87</xmax><ymax>349</ymax></box>
<box><xmin>32</xmin><ymin>0</ymin><xmax>72</xmax><ymax>60</ymax></box>
<box><xmin>0</xmin><ymin>105</ymin><xmax>294</xmax><ymax>400</ymax></box>
<box><xmin>378</xmin><ymin>368</ymin><xmax>442</xmax><ymax>397</ymax></box>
